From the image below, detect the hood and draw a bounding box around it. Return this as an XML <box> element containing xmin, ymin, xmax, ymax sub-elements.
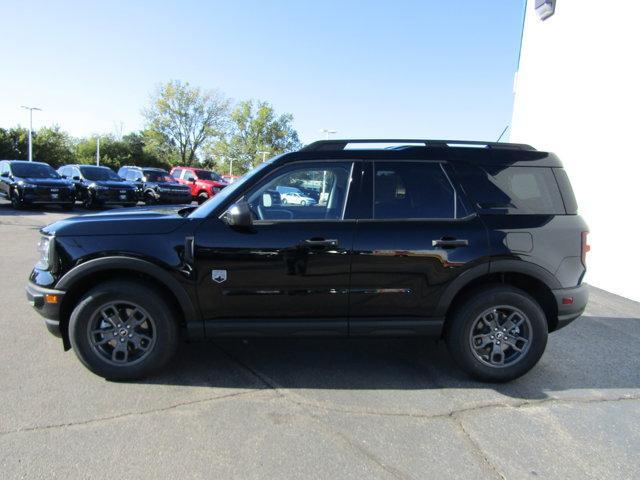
<box><xmin>88</xmin><ymin>180</ymin><xmax>136</xmax><ymax>189</ymax></box>
<box><xmin>42</xmin><ymin>204</ymin><xmax>194</xmax><ymax>237</ymax></box>
<box><xmin>20</xmin><ymin>177</ymin><xmax>72</xmax><ymax>188</ymax></box>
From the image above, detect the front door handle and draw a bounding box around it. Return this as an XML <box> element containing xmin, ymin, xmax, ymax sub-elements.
<box><xmin>301</xmin><ymin>238</ymin><xmax>339</xmax><ymax>248</ymax></box>
<box><xmin>432</xmin><ymin>238</ymin><xmax>469</xmax><ymax>248</ymax></box>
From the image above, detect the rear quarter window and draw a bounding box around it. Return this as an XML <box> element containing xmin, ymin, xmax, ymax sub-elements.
<box><xmin>455</xmin><ymin>164</ymin><xmax>566</xmax><ymax>215</ymax></box>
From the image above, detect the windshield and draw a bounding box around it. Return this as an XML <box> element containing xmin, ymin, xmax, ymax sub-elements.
<box><xmin>194</xmin><ymin>169</ymin><xmax>222</xmax><ymax>181</ymax></box>
<box><xmin>144</xmin><ymin>170</ymin><xmax>174</xmax><ymax>183</ymax></box>
<box><xmin>12</xmin><ymin>163</ymin><xmax>60</xmax><ymax>179</ymax></box>
<box><xmin>189</xmin><ymin>159</ymin><xmax>275</xmax><ymax>218</ymax></box>
<box><xmin>80</xmin><ymin>166</ymin><xmax>122</xmax><ymax>181</ymax></box>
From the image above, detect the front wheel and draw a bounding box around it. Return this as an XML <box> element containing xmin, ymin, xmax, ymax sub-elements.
<box><xmin>69</xmin><ymin>280</ymin><xmax>178</xmax><ymax>380</ymax></box>
<box><xmin>445</xmin><ymin>285</ymin><xmax>548</xmax><ymax>382</ymax></box>
<box><xmin>10</xmin><ymin>188</ymin><xmax>24</xmax><ymax>209</ymax></box>
<box><xmin>197</xmin><ymin>192</ymin><xmax>209</xmax><ymax>204</ymax></box>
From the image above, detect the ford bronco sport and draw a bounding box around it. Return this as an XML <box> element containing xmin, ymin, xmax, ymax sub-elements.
<box><xmin>26</xmin><ymin>139</ymin><xmax>589</xmax><ymax>382</ymax></box>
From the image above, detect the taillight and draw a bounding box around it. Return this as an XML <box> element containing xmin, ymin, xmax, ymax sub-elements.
<box><xmin>581</xmin><ymin>231</ymin><xmax>590</xmax><ymax>267</ymax></box>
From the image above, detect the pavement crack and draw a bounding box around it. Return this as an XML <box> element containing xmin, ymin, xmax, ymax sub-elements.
<box><xmin>453</xmin><ymin>417</ymin><xmax>506</xmax><ymax>480</ymax></box>
<box><xmin>288</xmin><ymin>393</ymin><xmax>640</xmax><ymax>421</ymax></box>
<box><xmin>0</xmin><ymin>389</ymin><xmax>258</xmax><ymax>436</ymax></box>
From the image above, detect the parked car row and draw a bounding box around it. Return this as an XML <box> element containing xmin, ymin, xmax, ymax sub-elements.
<box><xmin>0</xmin><ymin>160</ymin><xmax>228</xmax><ymax>210</ymax></box>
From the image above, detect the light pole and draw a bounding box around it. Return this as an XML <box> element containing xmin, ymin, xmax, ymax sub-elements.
<box><xmin>96</xmin><ymin>137</ymin><xmax>100</xmax><ymax>166</ymax></box>
<box><xmin>319</xmin><ymin>129</ymin><xmax>337</xmax><ymax>140</ymax></box>
<box><xmin>258</xmin><ymin>151</ymin><xmax>270</xmax><ymax>163</ymax></box>
<box><xmin>21</xmin><ymin>106</ymin><xmax>42</xmax><ymax>161</ymax></box>
<box><xmin>229</xmin><ymin>158</ymin><xmax>233</xmax><ymax>177</ymax></box>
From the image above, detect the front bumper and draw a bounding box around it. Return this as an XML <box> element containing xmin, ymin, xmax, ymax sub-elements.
<box><xmin>25</xmin><ymin>282</ymin><xmax>65</xmax><ymax>338</ymax></box>
<box><xmin>157</xmin><ymin>191</ymin><xmax>193</xmax><ymax>204</ymax></box>
<box><xmin>551</xmin><ymin>283</ymin><xmax>589</xmax><ymax>331</ymax></box>
<box><xmin>93</xmin><ymin>189</ymin><xmax>138</xmax><ymax>205</ymax></box>
<box><xmin>21</xmin><ymin>188</ymin><xmax>75</xmax><ymax>205</ymax></box>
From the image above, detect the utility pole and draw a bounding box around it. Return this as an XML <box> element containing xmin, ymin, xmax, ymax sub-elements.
<box><xmin>96</xmin><ymin>137</ymin><xmax>100</xmax><ymax>166</ymax></box>
<box><xmin>258</xmin><ymin>151</ymin><xmax>270</xmax><ymax>163</ymax></box>
<box><xmin>319</xmin><ymin>129</ymin><xmax>337</xmax><ymax>140</ymax></box>
<box><xmin>21</xmin><ymin>106</ymin><xmax>42</xmax><ymax>161</ymax></box>
<box><xmin>229</xmin><ymin>158</ymin><xmax>233</xmax><ymax>177</ymax></box>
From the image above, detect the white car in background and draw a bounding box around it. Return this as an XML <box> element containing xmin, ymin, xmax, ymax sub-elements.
<box><xmin>280</xmin><ymin>191</ymin><xmax>316</xmax><ymax>206</ymax></box>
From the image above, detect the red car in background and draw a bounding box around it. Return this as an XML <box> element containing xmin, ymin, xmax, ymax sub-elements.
<box><xmin>170</xmin><ymin>166</ymin><xmax>228</xmax><ymax>204</ymax></box>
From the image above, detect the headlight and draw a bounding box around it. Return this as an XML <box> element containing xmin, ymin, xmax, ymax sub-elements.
<box><xmin>17</xmin><ymin>181</ymin><xmax>36</xmax><ymax>189</ymax></box>
<box><xmin>89</xmin><ymin>183</ymin><xmax>108</xmax><ymax>190</ymax></box>
<box><xmin>213</xmin><ymin>187</ymin><xmax>221</xmax><ymax>193</ymax></box>
<box><xmin>35</xmin><ymin>235</ymin><xmax>55</xmax><ymax>270</ymax></box>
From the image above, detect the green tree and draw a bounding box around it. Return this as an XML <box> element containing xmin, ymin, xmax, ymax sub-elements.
<box><xmin>33</xmin><ymin>126</ymin><xmax>76</xmax><ymax>167</ymax></box>
<box><xmin>143</xmin><ymin>80</ymin><xmax>229</xmax><ymax>166</ymax></box>
<box><xmin>0</xmin><ymin>127</ymin><xmax>26</xmax><ymax>159</ymax></box>
<box><xmin>209</xmin><ymin>100</ymin><xmax>301</xmax><ymax>175</ymax></box>
<box><xmin>0</xmin><ymin>126</ymin><xmax>74</xmax><ymax>167</ymax></box>
<box><xmin>75</xmin><ymin>133</ymin><xmax>170</xmax><ymax>171</ymax></box>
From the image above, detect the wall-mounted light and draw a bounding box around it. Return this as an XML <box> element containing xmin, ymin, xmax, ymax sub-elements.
<box><xmin>535</xmin><ymin>0</ymin><xmax>556</xmax><ymax>21</ymax></box>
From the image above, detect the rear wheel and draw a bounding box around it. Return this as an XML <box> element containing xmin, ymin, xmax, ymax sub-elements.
<box><xmin>69</xmin><ymin>281</ymin><xmax>178</xmax><ymax>380</ymax></box>
<box><xmin>445</xmin><ymin>285</ymin><xmax>548</xmax><ymax>382</ymax></box>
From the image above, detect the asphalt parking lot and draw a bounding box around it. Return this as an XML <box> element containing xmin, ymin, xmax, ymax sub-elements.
<box><xmin>0</xmin><ymin>203</ymin><xmax>638</xmax><ymax>479</ymax></box>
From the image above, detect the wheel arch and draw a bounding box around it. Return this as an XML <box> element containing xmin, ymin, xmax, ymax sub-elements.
<box><xmin>56</xmin><ymin>257</ymin><xmax>201</xmax><ymax>350</ymax></box>
<box><xmin>437</xmin><ymin>260</ymin><xmax>560</xmax><ymax>333</ymax></box>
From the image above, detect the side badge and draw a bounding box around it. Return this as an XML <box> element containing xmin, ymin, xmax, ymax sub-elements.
<box><xmin>212</xmin><ymin>270</ymin><xmax>227</xmax><ymax>283</ymax></box>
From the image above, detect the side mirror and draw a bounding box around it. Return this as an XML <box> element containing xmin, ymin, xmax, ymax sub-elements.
<box><xmin>223</xmin><ymin>198</ymin><xmax>253</xmax><ymax>228</ymax></box>
<box><xmin>0</xmin><ymin>171</ymin><xmax>9</xmax><ymax>178</ymax></box>
<box><xmin>72</xmin><ymin>176</ymin><xmax>81</xmax><ymax>181</ymax></box>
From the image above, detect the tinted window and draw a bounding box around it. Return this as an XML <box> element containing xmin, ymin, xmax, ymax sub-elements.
<box><xmin>246</xmin><ymin>162</ymin><xmax>353</xmax><ymax>221</ymax></box>
<box><xmin>172</xmin><ymin>168</ymin><xmax>183</xmax><ymax>179</ymax></box>
<box><xmin>80</xmin><ymin>166</ymin><xmax>121</xmax><ymax>181</ymax></box>
<box><xmin>11</xmin><ymin>163</ymin><xmax>60</xmax><ymax>179</ymax></box>
<box><xmin>553</xmin><ymin>168</ymin><xmax>578</xmax><ymax>214</ymax></box>
<box><xmin>144</xmin><ymin>170</ymin><xmax>174</xmax><ymax>183</ymax></box>
<box><xmin>456</xmin><ymin>164</ymin><xmax>565</xmax><ymax>214</ymax></box>
<box><xmin>373</xmin><ymin>162</ymin><xmax>463</xmax><ymax>219</ymax></box>
<box><xmin>194</xmin><ymin>169</ymin><xmax>221</xmax><ymax>181</ymax></box>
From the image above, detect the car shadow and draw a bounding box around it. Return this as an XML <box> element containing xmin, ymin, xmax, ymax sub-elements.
<box><xmin>135</xmin><ymin>315</ymin><xmax>640</xmax><ymax>401</ymax></box>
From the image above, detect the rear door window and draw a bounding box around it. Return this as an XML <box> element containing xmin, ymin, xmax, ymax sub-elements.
<box><xmin>455</xmin><ymin>165</ymin><xmax>565</xmax><ymax>214</ymax></box>
<box><xmin>373</xmin><ymin>162</ymin><xmax>467</xmax><ymax>219</ymax></box>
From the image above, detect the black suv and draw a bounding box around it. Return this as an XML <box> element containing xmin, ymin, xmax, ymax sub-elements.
<box><xmin>1</xmin><ymin>160</ymin><xmax>75</xmax><ymax>209</ymax></box>
<box><xmin>26</xmin><ymin>140</ymin><xmax>589</xmax><ymax>382</ymax></box>
<box><xmin>117</xmin><ymin>166</ymin><xmax>192</xmax><ymax>205</ymax></box>
<box><xmin>58</xmin><ymin>164</ymin><xmax>138</xmax><ymax>208</ymax></box>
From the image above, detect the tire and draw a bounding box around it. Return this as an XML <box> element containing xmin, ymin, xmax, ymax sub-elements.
<box><xmin>69</xmin><ymin>280</ymin><xmax>178</xmax><ymax>380</ymax></box>
<box><xmin>300</xmin><ymin>200</ymin><xmax>307</xmax><ymax>206</ymax></box>
<box><xmin>83</xmin><ymin>193</ymin><xmax>96</xmax><ymax>209</ymax></box>
<box><xmin>144</xmin><ymin>190</ymin><xmax>157</xmax><ymax>205</ymax></box>
<box><xmin>10</xmin><ymin>188</ymin><xmax>23</xmax><ymax>209</ymax></box>
<box><xmin>445</xmin><ymin>285</ymin><xmax>548</xmax><ymax>382</ymax></box>
<box><xmin>197</xmin><ymin>192</ymin><xmax>209</xmax><ymax>204</ymax></box>
<box><xmin>281</xmin><ymin>198</ymin><xmax>288</xmax><ymax>205</ymax></box>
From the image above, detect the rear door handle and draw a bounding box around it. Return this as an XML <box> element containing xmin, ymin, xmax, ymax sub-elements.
<box><xmin>301</xmin><ymin>238</ymin><xmax>339</xmax><ymax>248</ymax></box>
<box><xmin>432</xmin><ymin>238</ymin><xmax>469</xmax><ymax>248</ymax></box>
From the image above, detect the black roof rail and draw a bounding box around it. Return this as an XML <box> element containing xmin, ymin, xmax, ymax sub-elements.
<box><xmin>300</xmin><ymin>139</ymin><xmax>536</xmax><ymax>152</ymax></box>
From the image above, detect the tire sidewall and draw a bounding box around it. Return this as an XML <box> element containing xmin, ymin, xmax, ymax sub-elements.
<box><xmin>197</xmin><ymin>192</ymin><xmax>208</xmax><ymax>204</ymax></box>
<box><xmin>69</xmin><ymin>282</ymin><xmax>178</xmax><ymax>380</ymax></box>
<box><xmin>447</xmin><ymin>286</ymin><xmax>548</xmax><ymax>382</ymax></box>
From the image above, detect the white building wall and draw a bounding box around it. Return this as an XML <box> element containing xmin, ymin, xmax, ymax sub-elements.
<box><xmin>511</xmin><ymin>0</ymin><xmax>640</xmax><ymax>301</ymax></box>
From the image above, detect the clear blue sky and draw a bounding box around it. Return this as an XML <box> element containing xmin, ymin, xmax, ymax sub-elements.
<box><xmin>1</xmin><ymin>0</ymin><xmax>526</xmax><ymax>145</ymax></box>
